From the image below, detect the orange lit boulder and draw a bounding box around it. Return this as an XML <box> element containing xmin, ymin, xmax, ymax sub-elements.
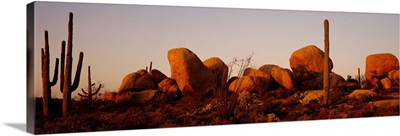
<box><xmin>365</xmin><ymin>53</ymin><xmax>399</xmax><ymax>85</ymax></box>
<box><xmin>258</xmin><ymin>64</ymin><xmax>279</xmax><ymax>75</ymax></box>
<box><xmin>289</xmin><ymin>45</ymin><xmax>333</xmax><ymax>79</ymax></box>
<box><xmin>243</xmin><ymin>68</ymin><xmax>272</xmax><ymax>80</ymax></box>
<box><xmin>203</xmin><ymin>57</ymin><xmax>228</xmax><ymax>90</ymax></box>
<box><xmin>102</xmin><ymin>92</ymin><xmax>117</xmax><ymax>102</ymax></box>
<box><xmin>148</xmin><ymin>69</ymin><xmax>168</xmax><ymax>85</ymax></box>
<box><xmin>271</xmin><ymin>67</ymin><xmax>295</xmax><ymax>90</ymax></box>
<box><xmin>380</xmin><ymin>78</ymin><xmax>393</xmax><ymax>90</ymax></box>
<box><xmin>348</xmin><ymin>90</ymin><xmax>377</xmax><ymax>101</ymax></box>
<box><xmin>158</xmin><ymin>78</ymin><xmax>181</xmax><ymax>99</ymax></box>
<box><xmin>117</xmin><ymin>72</ymin><xmax>155</xmax><ymax>94</ymax></box>
<box><xmin>167</xmin><ymin>48</ymin><xmax>215</xmax><ymax>96</ymax></box>
<box><xmin>369</xmin><ymin>99</ymin><xmax>399</xmax><ymax>110</ymax></box>
<box><xmin>229</xmin><ymin>76</ymin><xmax>270</xmax><ymax>95</ymax></box>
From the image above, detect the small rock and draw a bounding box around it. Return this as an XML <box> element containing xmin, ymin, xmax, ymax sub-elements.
<box><xmin>102</xmin><ymin>92</ymin><xmax>117</xmax><ymax>101</ymax></box>
<box><xmin>380</xmin><ymin>78</ymin><xmax>393</xmax><ymax>90</ymax></box>
<box><xmin>115</xmin><ymin>89</ymin><xmax>160</xmax><ymax>104</ymax></box>
<box><xmin>348</xmin><ymin>90</ymin><xmax>377</xmax><ymax>101</ymax></box>
<box><xmin>369</xmin><ymin>99</ymin><xmax>399</xmax><ymax>110</ymax></box>
<box><xmin>388</xmin><ymin>70</ymin><xmax>399</xmax><ymax>85</ymax></box>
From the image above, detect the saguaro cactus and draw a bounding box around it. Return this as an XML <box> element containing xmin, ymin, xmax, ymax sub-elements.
<box><xmin>41</xmin><ymin>30</ymin><xmax>59</xmax><ymax>117</ymax></box>
<box><xmin>358</xmin><ymin>68</ymin><xmax>361</xmax><ymax>86</ymax></box>
<box><xmin>323</xmin><ymin>19</ymin><xmax>330</xmax><ymax>106</ymax></box>
<box><xmin>78</xmin><ymin>66</ymin><xmax>102</xmax><ymax>106</ymax></box>
<box><xmin>149</xmin><ymin>61</ymin><xmax>153</xmax><ymax>71</ymax></box>
<box><xmin>61</xmin><ymin>12</ymin><xmax>84</xmax><ymax>116</ymax></box>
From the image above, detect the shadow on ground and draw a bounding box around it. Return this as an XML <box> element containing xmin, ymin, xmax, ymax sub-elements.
<box><xmin>4</xmin><ymin>123</ymin><xmax>26</xmax><ymax>132</ymax></box>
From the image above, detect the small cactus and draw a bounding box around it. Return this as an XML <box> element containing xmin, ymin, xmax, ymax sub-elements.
<box><xmin>78</xmin><ymin>66</ymin><xmax>102</xmax><ymax>106</ymax></box>
<box><xmin>149</xmin><ymin>61</ymin><xmax>153</xmax><ymax>71</ymax></box>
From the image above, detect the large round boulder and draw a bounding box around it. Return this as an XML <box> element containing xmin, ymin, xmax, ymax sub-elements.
<box><xmin>270</xmin><ymin>66</ymin><xmax>295</xmax><ymax>90</ymax></box>
<box><xmin>365</xmin><ymin>53</ymin><xmax>399</xmax><ymax>85</ymax></box>
<box><xmin>289</xmin><ymin>45</ymin><xmax>333</xmax><ymax>80</ymax></box>
<box><xmin>117</xmin><ymin>72</ymin><xmax>155</xmax><ymax>94</ymax></box>
<box><xmin>203</xmin><ymin>57</ymin><xmax>228</xmax><ymax>90</ymax></box>
<box><xmin>330</xmin><ymin>72</ymin><xmax>346</xmax><ymax>89</ymax></box>
<box><xmin>258</xmin><ymin>64</ymin><xmax>279</xmax><ymax>75</ymax></box>
<box><xmin>243</xmin><ymin>68</ymin><xmax>272</xmax><ymax>80</ymax></box>
<box><xmin>167</xmin><ymin>48</ymin><xmax>216</xmax><ymax>96</ymax></box>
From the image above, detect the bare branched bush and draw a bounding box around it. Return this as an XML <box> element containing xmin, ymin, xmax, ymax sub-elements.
<box><xmin>227</xmin><ymin>52</ymin><xmax>254</xmax><ymax>79</ymax></box>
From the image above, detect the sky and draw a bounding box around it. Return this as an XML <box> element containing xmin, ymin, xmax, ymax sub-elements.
<box><xmin>32</xmin><ymin>2</ymin><xmax>399</xmax><ymax>98</ymax></box>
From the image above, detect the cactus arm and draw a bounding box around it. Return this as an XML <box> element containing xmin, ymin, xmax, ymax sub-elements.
<box><xmin>81</xmin><ymin>88</ymin><xmax>88</xmax><ymax>94</ymax></box>
<box><xmin>71</xmin><ymin>52</ymin><xmax>84</xmax><ymax>91</ymax></box>
<box><xmin>50</xmin><ymin>58</ymin><xmax>59</xmax><ymax>86</ymax></box>
<box><xmin>78</xmin><ymin>93</ymin><xmax>89</xmax><ymax>97</ymax></box>
<box><xmin>60</xmin><ymin>41</ymin><xmax>65</xmax><ymax>93</ymax></box>
<box><xmin>92</xmin><ymin>84</ymin><xmax>102</xmax><ymax>95</ymax></box>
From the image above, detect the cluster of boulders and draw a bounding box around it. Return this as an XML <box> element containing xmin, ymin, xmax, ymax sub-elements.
<box><xmin>102</xmin><ymin>46</ymin><xmax>399</xmax><ymax>107</ymax></box>
<box><xmin>364</xmin><ymin>53</ymin><xmax>399</xmax><ymax>90</ymax></box>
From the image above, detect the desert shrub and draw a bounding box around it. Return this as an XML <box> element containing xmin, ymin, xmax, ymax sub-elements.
<box><xmin>227</xmin><ymin>52</ymin><xmax>255</xmax><ymax>79</ymax></box>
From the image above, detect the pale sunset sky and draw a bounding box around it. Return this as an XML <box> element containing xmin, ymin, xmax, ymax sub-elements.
<box><xmin>32</xmin><ymin>2</ymin><xmax>399</xmax><ymax>98</ymax></box>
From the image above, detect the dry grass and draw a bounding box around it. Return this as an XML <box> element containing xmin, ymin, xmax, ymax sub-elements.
<box><xmin>34</xmin><ymin>86</ymin><xmax>399</xmax><ymax>134</ymax></box>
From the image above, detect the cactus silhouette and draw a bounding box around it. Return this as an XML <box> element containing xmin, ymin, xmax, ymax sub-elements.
<box><xmin>149</xmin><ymin>61</ymin><xmax>153</xmax><ymax>71</ymax></box>
<box><xmin>78</xmin><ymin>66</ymin><xmax>102</xmax><ymax>107</ymax></box>
<box><xmin>41</xmin><ymin>30</ymin><xmax>59</xmax><ymax>117</ymax></box>
<box><xmin>61</xmin><ymin>12</ymin><xmax>84</xmax><ymax>116</ymax></box>
<box><xmin>323</xmin><ymin>19</ymin><xmax>330</xmax><ymax>106</ymax></box>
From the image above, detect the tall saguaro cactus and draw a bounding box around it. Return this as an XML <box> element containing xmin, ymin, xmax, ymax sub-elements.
<box><xmin>78</xmin><ymin>66</ymin><xmax>102</xmax><ymax>106</ymax></box>
<box><xmin>323</xmin><ymin>19</ymin><xmax>330</xmax><ymax>106</ymax></box>
<box><xmin>61</xmin><ymin>12</ymin><xmax>84</xmax><ymax>116</ymax></box>
<box><xmin>41</xmin><ymin>30</ymin><xmax>59</xmax><ymax>117</ymax></box>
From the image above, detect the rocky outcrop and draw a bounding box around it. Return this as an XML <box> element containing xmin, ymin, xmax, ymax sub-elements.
<box><xmin>203</xmin><ymin>57</ymin><xmax>228</xmax><ymax>90</ymax></box>
<box><xmin>289</xmin><ymin>45</ymin><xmax>333</xmax><ymax>80</ymax></box>
<box><xmin>117</xmin><ymin>71</ymin><xmax>155</xmax><ymax>94</ymax></box>
<box><xmin>168</xmin><ymin>48</ymin><xmax>215</xmax><ymax>96</ymax></box>
<box><xmin>365</xmin><ymin>53</ymin><xmax>399</xmax><ymax>85</ymax></box>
